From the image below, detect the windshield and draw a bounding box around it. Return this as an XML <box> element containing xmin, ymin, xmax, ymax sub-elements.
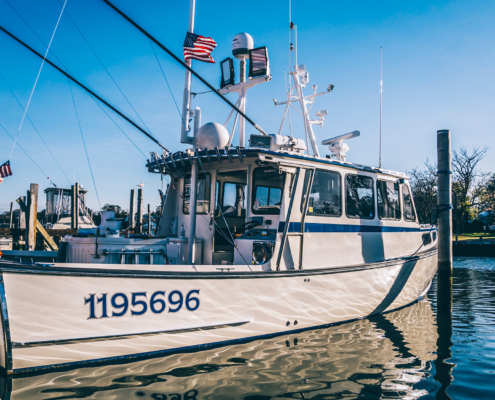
<box><xmin>252</xmin><ymin>167</ymin><xmax>285</xmax><ymax>215</ymax></box>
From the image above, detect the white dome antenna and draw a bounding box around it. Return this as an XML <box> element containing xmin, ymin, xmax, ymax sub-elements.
<box><xmin>322</xmin><ymin>130</ymin><xmax>360</xmax><ymax>162</ymax></box>
<box><xmin>232</xmin><ymin>33</ymin><xmax>254</xmax><ymax>60</ymax></box>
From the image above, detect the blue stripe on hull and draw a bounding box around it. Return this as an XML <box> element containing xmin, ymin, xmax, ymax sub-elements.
<box><xmin>278</xmin><ymin>221</ymin><xmax>424</xmax><ymax>233</ymax></box>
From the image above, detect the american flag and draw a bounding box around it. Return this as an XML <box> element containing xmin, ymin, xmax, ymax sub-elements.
<box><xmin>183</xmin><ymin>32</ymin><xmax>217</xmax><ymax>63</ymax></box>
<box><xmin>0</xmin><ymin>161</ymin><xmax>12</xmax><ymax>181</ymax></box>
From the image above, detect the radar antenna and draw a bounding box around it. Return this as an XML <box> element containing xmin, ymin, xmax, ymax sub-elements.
<box><xmin>322</xmin><ymin>130</ymin><xmax>360</xmax><ymax>162</ymax></box>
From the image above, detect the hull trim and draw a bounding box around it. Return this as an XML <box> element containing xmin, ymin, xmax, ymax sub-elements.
<box><xmin>12</xmin><ymin>320</ymin><xmax>251</xmax><ymax>348</ymax></box>
<box><xmin>0</xmin><ymin>248</ymin><xmax>437</xmax><ymax>280</ymax></box>
<box><xmin>0</xmin><ymin>277</ymin><xmax>13</xmax><ymax>372</ymax></box>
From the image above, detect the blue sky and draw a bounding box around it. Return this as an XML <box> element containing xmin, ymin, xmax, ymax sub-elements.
<box><xmin>1</xmin><ymin>0</ymin><xmax>494</xmax><ymax>213</ymax></box>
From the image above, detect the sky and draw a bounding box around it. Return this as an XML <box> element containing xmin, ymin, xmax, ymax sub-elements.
<box><xmin>0</xmin><ymin>0</ymin><xmax>494</xmax><ymax>213</ymax></box>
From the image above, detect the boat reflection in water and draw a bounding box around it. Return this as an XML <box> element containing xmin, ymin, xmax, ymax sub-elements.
<box><xmin>4</xmin><ymin>299</ymin><xmax>439</xmax><ymax>400</ymax></box>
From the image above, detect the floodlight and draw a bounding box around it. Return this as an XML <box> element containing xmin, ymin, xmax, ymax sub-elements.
<box><xmin>249</xmin><ymin>47</ymin><xmax>270</xmax><ymax>78</ymax></box>
<box><xmin>327</xmin><ymin>84</ymin><xmax>334</xmax><ymax>92</ymax></box>
<box><xmin>220</xmin><ymin>58</ymin><xmax>235</xmax><ymax>88</ymax></box>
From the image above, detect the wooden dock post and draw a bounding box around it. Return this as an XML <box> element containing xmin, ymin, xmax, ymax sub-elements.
<box><xmin>434</xmin><ymin>129</ymin><xmax>454</xmax><ymax>397</ymax></box>
<box><xmin>9</xmin><ymin>202</ymin><xmax>13</xmax><ymax>229</ymax></box>
<box><xmin>137</xmin><ymin>189</ymin><xmax>143</xmax><ymax>234</ymax></box>
<box><xmin>437</xmin><ymin>129</ymin><xmax>453</xmax><ymax>271</ymax></box>
<box><xmin>129</xmin><ymin>189</ymin><xmax>136</xmax><ymax>231</ymax></box>
<box><xmin>71</xmin><ymin>183</ymin><xmax>79</xmax><ymax>230</ymax></box>
<box><xmin>147</xmin><ymin>204</ymin><xmax>151</xmax><ymax>236</ymax></box>
<box><xmin>26</xmin><ymin>183</ymin><xmax>38</xmax><ymax>251</ymax></box>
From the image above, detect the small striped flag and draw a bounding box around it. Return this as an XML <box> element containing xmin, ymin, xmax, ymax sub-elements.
<box><xmin>0</xmin><ymin>161</ymin><xmax>12</xmax><ymax>182</ymax></box>
<box><xmin>183</xmin><ymin>32</ymin><xmax>217</xmax><ymax>63</ymax></box>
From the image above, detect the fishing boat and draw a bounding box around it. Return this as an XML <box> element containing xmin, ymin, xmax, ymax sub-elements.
<box><xmin>0</xmin><ymin>1</ymin><xmax>437</xmax><ymax>376</ymax></box>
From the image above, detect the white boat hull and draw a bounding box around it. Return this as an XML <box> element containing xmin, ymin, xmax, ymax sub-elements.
<box><xmin>0</xmin><ymin>248</ymin><xmax>437</xmax><ymax>375</ymax></box>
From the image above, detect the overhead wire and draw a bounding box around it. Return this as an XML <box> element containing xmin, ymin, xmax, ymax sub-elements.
<box><xmin>55</xmin><ymin>0</ymin><xmax>154</xmax><ymax>137</ymax></box>
<box><xmin>0</xmin><ymin>122</ymin><xmax>57</xmax><ymax>186</ymax></box>
<box><xmin>0</xmin><ymin>69</ymin><xmax>72</xmax><ymax>185</ymax></box>
<box><xmin>148</xmin><ymin>38</ymin><xmax>185</xmax><ymax>129</ymax></box>
<box><xmin>8</xmin><ymin>0</ymin><xmax>68</xmax><ymax>160</ymax></box>
<box><xmin>1</xmin><ymin>1</ymin><xmax>153</xmax><ymax>156</ymax></box>
<box><xmin>68</xmin><ymin>79</ymin><xmax>102</xmax><ymax>210</ymax></box>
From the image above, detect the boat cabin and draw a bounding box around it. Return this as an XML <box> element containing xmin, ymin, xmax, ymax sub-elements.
<box><xmin>143</xmin><ymin>132</ymin><xmax>431</xmax><ymax>270</ymax></box>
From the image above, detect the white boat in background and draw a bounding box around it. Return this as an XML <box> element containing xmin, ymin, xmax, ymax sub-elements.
<box><xmin>0</xmin><ymin>1</ymin><xmax>437</xmax><ymax>376</ymax></box>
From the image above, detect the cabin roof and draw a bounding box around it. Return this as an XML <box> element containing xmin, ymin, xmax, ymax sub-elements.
<box><xmin>146</xmin><ymin>148</ymin><xmax>408</xmax><ymax>179</ymax></box>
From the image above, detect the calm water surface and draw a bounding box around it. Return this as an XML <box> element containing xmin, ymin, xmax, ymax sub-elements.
<box><xmin>5</xmin><ymin>257</ymin><xmax>495</xmax><ymax>399</ymax></box>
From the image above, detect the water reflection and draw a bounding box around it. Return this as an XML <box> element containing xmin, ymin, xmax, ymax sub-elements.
<box><xmin>4</xmin><ymin>257</ymin><xmax>495</xmax><ymax>400</ymax></box>
<box><xmin>6</xmin><ymin>301</ymin><xmax>439</xmax><ymax>400</ymax></box>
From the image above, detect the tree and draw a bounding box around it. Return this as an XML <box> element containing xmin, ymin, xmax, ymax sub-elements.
<box><xmin>408</xmin><ymin>161</ymin><xmax>437</xmax><ymax>224</ymax></box>
<box><xmin>451</xmin><ymin>146</ymin><xmax>489</xmax><ymax>233</ymax></box>
<box><xmin>101</xmin><ymin>204</ymin><xmax>128</xmax><ymax>219</ymax></box>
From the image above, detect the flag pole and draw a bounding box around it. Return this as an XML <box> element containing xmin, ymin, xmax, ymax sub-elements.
<box><xmin>181</xmin><ymin>0</ymin><xmax>196</xmax><ymax>144</ymax></box>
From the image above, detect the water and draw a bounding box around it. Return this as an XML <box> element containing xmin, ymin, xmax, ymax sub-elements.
<box><xmin>4</xmin><ymin>257</ymin><xmax>495</xmax><ymax>399</ymax></box>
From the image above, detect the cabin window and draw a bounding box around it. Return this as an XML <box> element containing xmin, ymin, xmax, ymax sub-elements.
<box><xmin>402</xmin><ymin>184</ymin><xmax>416</xmax><ymax>221</ymax></box>
<box><xmin>302</xmin><ymin>169</ymin><xmax>341</xmax><ymax>217</ymax></box>
<box><xmin>222</xmin><ymin>182</ymin><xmax>246</xmax><ymax>217</ymax></box>
<box><xmin>252</xmin><ymin>167</ymin><xmax>285</xmax><ymax>215</ymax></box>
<box><xmin>345</xmin><ymin>175</ymin><xmax>375</xmax><ymax>219</ymax></box>
<box><xmin>377</xmin><ymin>180</ymin><xmax>400</xmax><ymax>220</ymax></box>
<box><xmin>183</xmin><ymin>173</ymin><xmax>211</xmax><ymax>215</ymax></box>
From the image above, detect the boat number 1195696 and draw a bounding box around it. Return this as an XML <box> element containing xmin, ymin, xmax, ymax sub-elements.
<box><xmin>84</xmin><ymin>290</ymin><xmax>200</xmax><ymax>319</ymax></box>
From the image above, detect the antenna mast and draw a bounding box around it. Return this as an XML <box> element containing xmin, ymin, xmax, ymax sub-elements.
<box><xmin>181</xmin><ymin>0</ymin><xmax>195</xmax><ymax>144</ymax></box>
<box><xmin>379</xmin><ymin>47</ymin><xmax>382</xmax><ymax>168</ymax></box>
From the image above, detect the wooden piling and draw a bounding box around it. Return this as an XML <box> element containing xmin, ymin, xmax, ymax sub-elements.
<box><xmin>147</xmin><ymin>204</ymin><xmax>151</xmax><ymax>236</ymax></box>
<box><xmin>19</xmin><ymin>196</ymin><xmax>26</xmax><ymax>229</ymax></box>
<box><xmin>26</xmin><ymin>183</ymin><xmax>38</xmax><ymax>251</ymax></box>
<box><xmin>137</xmin><ymin>189</ymin><xmax>143</xmax><ymax>234</ymax></box>
<box><xmin>437</xmin><ymin>130</ymin><xmax>452</xmax><ymax>271</ymax></box>
<box><xmin>129</xmin><ymin>189</ymin><xmax>136</xmax><ymax>230</ymax></box>
<box><xmin>71</xmin><ymin>183</ymin><xmax>79</xmax><ymax>230</ymax></box>
<box><xmin>9</xmin><ymin>202</ymin><xmax>13</xmax><ymax>229</ymax></box>
<box><xmin>435</xmin><ymin>129</ymin><xmax>454</xmax><ymax>396</ymax></box>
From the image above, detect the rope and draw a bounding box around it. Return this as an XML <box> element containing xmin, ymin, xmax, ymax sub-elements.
<box><xmin>8</xmin><ymin>0</ymin><xmax>68</xmax><ymax>160</ymax></box>
<box><xmin>2</xmin><ymin>0</ymin><xmax>148</xmax><ymax>158</ymax></box>
<box><xmin>68</xmin><ymin>79</ymin><xmax>102</xmax><ymax>210</ymax></box>
<box><xmin>148</xmin><ymin>38</ymin><xmax>185</xmax><ymax>129</ymax></box>
<box><xmin>57</xmin><ymin>0</ymin><xmax>154</xmax><ymax>136</ymax></box>
<box><xmin>0</xmin><ymin>122</ymin><xmax>57</xmax><ymax>186</ymax></box>
<box><xmin>0</xmin><ymin>70</ymin><xmax>72</xmax><ymax>185</ymax></box>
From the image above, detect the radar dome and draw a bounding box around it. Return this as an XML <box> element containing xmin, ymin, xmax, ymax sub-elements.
<box><xmin>196</xmin><ymin>122</ymin><xmax>229</xmax><ymax>150</ymax></box>
<box><xmin>232</xmin><ymin>33</ymin><xmax>254</xmax><ymax>60</ymax></box>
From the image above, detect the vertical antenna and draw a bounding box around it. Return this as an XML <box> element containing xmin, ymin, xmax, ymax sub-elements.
<box><xmin>180</xmin><ymin>0</ymin><xmax>196</xmax><ymax>143</ymax></box>
<box><xmin>379</xmin><ymin>47</ymin><xmax>383</xmax><ymax>168</ymax></box>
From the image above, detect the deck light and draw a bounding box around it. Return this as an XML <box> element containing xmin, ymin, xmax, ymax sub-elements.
<box><xmin>220</xmin><ymin>57</ymin><xmax>235</xmax><ymax>88</ymax></box>
<box><xmin>249</xmin><ymin>47</ymin><xmax>269</xmax><ymax>78</ymax></box>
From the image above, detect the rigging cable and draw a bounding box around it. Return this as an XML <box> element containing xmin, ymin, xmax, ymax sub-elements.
<box><xmin>148</xmin><ymin>38</ymin><xmax>185</xmax><ymax>129</ymax></box>
<box><xmin>8</xmin><ymin>0</ymin><xmax>68</xmax><ymax>160</ymax></box>
<box><xmin>68</xmin><ymin>79</ymin><xmax>102</xmax><ymax>210</ymax></box>
<box><xmin>55</xmin><ymin>0</ymin><xmax>154</xmax><ymax>137</ymax></box>
<box><xmin>0</xmin><ymin>122</ymin><xmax>57</xmax><ymax>186</ymax></box>
<box><xmin>0</xmin><ymin>27</ymin><xmax>169</xmax><ymax>152</ymax></box>
<box><xmin>0</xmin><ymin>70</ymin><xmax>72</xmax><ymax>185</ymax></box>
<box><xmin>3</xmin><ymin>0</ymin><xmax>148</xmax><ymax>158</ymax></box>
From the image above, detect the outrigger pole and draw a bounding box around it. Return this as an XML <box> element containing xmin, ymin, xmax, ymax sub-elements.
<box><xmin>102</xmin><ymin>0</ymin><xmax>269</xmax><ymax>138</ymax></box>
<box><xmin>0</xmin><ymin>25</ymin><xmax>170</xmax><ymax>153</ymax></box>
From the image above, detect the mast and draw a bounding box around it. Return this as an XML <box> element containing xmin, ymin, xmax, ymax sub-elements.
<box><xmin>181</xmin><ymin>0</ymin><xmax>196</xmax><ymax>144</ymax></box>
